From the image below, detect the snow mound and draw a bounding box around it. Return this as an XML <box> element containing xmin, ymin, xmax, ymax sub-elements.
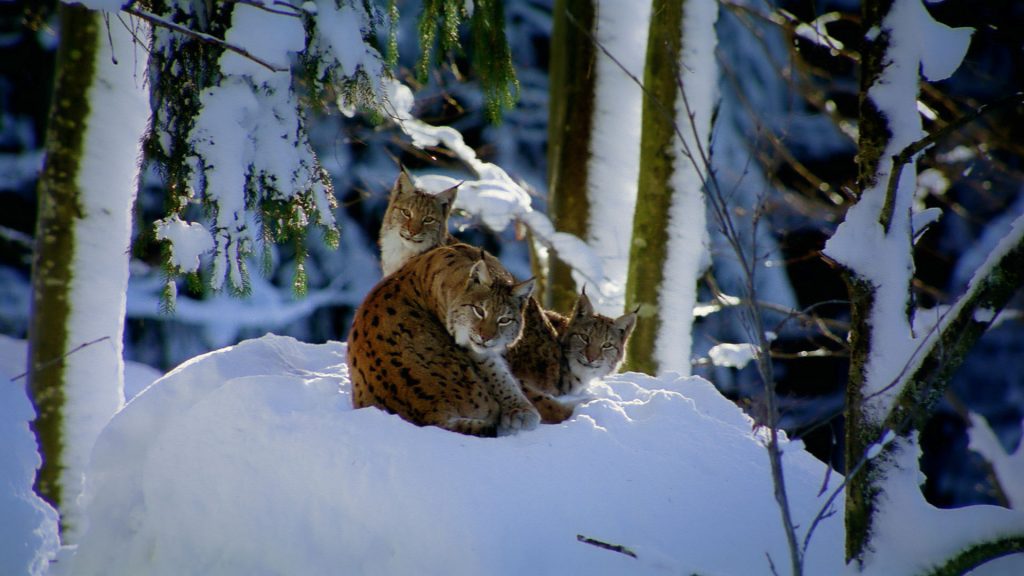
<box><xmin>61</xmin><ymin>334</ymin><xmax>843</xmax><ymax>575</ymax></box>
<box><xmin>0</xmin><ymin>336</ymin><xmax>59</xmax><ymax>576</ymax></box>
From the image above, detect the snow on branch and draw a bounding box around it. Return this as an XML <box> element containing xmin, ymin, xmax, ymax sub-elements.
<box><xmin>379</xmin><ymin>79</ymin><xmax>611</xmax><ymax>293</ymax></box>
<box><xmin>124</xmin><ymin>6</ymin><xmax>288</xmax><ymax>73</ymax></box>
<box><xmin>144</xmin><ymin>0</ymin><xmax>394</xmax><ymax>298</ymax></box>
<box><xmin>881</xmin><ymin>210</ymin><xmax>1024</xmax><ymax>433</ymax></box>
<box><xmin>968</xmin><ymin>413</ymin><xmax>1024</xmax><ymax>510</ymax></box>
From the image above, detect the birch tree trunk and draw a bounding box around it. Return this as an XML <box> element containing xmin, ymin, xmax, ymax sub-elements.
<box><xmin>27</xmin><ymin>4</ymin><xmax>149</xmax><ymax>539</ymax></box>
<box><xmin>624</xmin><ymin>0</ymin><xmax>717</xmax><ymax>376</ymax></box>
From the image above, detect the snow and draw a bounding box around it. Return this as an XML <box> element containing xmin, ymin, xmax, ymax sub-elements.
<box><xmin>968</xmin><ymin>413</ymin><xmax>1024</xmax><ymax>510</ymax></box>
<box><xmin>821</xmin><ymin>0</ymin><xmax>975</xmax><ymax>422</ymax></box>
<box><xmin>0</xmin><ymin>334</ymin><xmax>161</xmax><ymax>576</ymax></box>
<box><xmin>707</xmin><ymin>342</ymin><xmax>758</xmax><ymax>369</ymax></box>
<box><xmin>54</xmin><ymin>13</ymin><xmax>150</xmax><ymax>537</ymax></box>
<box><xmin>153</xmin><ymin>216</ymin><xmax>214</xmax><ymax>274</ymax></box>
<box><xmin>0</xmin><ymin>336</ymin><xmax>59</xmax><ymax>576</ymax></box>
<box><xmin>26</xmin><ymin>333</ymin><xmax>846</xmax><ymax>575</ymax></box>
<box><xmin>854</xmin><ymin>435</ymin><xmax>1024</xmax><ymax>575</ymax></box>
<box><xmin>657</xmin><ymin>0</ymin><xmax>718</xmax><ymax>376</ymax></box>
<box><xmin>583</xmin><ymin>0</ymin><xmax>650</xmax><ymax>316</ymax></box>
<box><xmin>382</xmin><ymin>80</ymin><xmax>610</xmax><ymax>291</ymax></box>
<box><xmin>220</xmin><ymin>3</ymin><xmax>303</xmax><ymax>81</ymax></box>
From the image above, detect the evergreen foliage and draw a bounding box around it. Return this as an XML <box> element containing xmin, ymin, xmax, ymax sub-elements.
<box><xmin>143</xmin><ymin>0</ymin><xmax>518</xmax><ymax>306</ymax></box>
<box><xmin>416</xmin><ymin>0</ymin><xmax>519</xmax><ymax>122</ymax></box>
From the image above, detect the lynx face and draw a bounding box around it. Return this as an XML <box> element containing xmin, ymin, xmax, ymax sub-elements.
<box><xmin>379</xmin><ymin>172</ymin><xmax>458</xmax><ymax>276</ymax></box>
<box><xmin>561</xmin><ymin>292</ymin><xmax>637</xmax><ymax>393</ymax></box>
<box><xmin>448</xmin><ymin>260</ymin><xmax>535</xmax><ymax>356</ymax></box>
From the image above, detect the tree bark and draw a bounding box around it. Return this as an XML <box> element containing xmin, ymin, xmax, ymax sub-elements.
<box><xmin>546</xmin><ymin>0</ymin><xmax>597</xmax><ymax>312</ymax></box>
<box><xmin>27</xmin><ymin>2</ymin><xmax>98</xmax><ymax>534</ymax></box>
<box><xmin>27</xmin><ymin>4</ymin><xmax>148</xmax><ymax>539</ymax></box>
<box><xmin>841</xmin><ymin>0</ymin><xmax>893</xmax><ymax>563</ymax></box>
<box><xmin>622</xmin><ymin>0</ymin><xmax>685</xmax><ymax>375</ymax></box>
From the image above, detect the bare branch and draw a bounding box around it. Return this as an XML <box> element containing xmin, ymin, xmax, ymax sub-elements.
<box><xmin>880</xmin><ymin>92</ymin><xmax>1024</xmax><ymax>232</ymax></box>
<box><xmin>576</xmin><ymin>534</ymin><xmax>638</xmax><ymax>559</ymax></box>
<box><xmin>122</xmin><ymin>6</ymin><xmax>289</xmax><ymax>73</ymax></box>
<box><xmin>229</xmin><ymin>0</ymin><xmax>303</xmax><ymax>18</ymax></box>
<box><xmin>12</xmin><ymin>336</ymin><xmax>112</xmax><ymax>382</ymax></box>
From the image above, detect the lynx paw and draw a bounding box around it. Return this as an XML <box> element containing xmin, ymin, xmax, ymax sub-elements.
<box><xmin>497</xmin><ymin>405</ymin><xmax>541</xmax><ymax>436</ymax></box>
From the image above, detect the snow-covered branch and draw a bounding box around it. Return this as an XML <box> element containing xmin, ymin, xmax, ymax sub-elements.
<box><xmin>380</xmin><ymin>79</ymin><xmax>611</xmax><ymax>294</ymax></box>
<box><xmin>968</xmin><ymin>414</ymin><xmax>1024</xmax><ymax>510</ymax></box>
<box><xmin>123</xmin><ymin>6</ymin><xmax>288</xmax><ymax>72</ymax></box>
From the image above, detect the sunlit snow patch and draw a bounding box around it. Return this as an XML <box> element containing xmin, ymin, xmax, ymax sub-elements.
<box><xmin>59</xmin><ymin>334</ymin><xmax>844</xmax><ymax>575</ymax></box>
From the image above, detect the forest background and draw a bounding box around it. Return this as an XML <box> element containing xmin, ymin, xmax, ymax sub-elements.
<box><xmin>1</xmin><ymin>0</ymin><xmax>1023</xmax><ymax>573</ymax></box>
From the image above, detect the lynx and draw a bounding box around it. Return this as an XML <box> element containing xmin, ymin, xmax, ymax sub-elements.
<box><xmin>556</xmin><ymin>291</ymin><xmax>637</xmax><ymax>394</ymax></box>
<box><xmin>509</xmin><ymin>291</ymin><xmax>638</xmax><ymax>423</ymax></box>
<box><xmin>378</xmin><ymin>171</ymin><xmax>458</xmax><ymax>276</ymax></box>
<box><xmin>348</xmin><ymin>243</ymin><xmax>540</xmax><ymax>437</ymax></box>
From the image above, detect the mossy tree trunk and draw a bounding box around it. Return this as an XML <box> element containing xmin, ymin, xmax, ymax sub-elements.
<box><xmin>546</xmin><ymin>0</ymin><xmax>597</xmax><ymax>313</ymax></box>
<box><xmin>26</xmin><ymin>2</ymin><xmax>99</xmax><ymax>536</ymax></box>
<box><xmin>840</xmin><ymin>0</ymin><xmax>1024</xmax><ymax>568</ymax></box>
<box><xmin>27</xmin><ymin>3</ymin><xmax>147</xmax><ymax>539</ymax></box>
<box><xmin>622</xmin><ymin>0</ymin><xmax>685</xmax><ymax>375</ymax></box>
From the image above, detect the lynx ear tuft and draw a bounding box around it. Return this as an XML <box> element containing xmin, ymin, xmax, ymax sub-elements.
<box><xmin>394</xmin><ymin>171</ymin><xmax>416</xmax><ymax>197</ymax></box>
<box><xmin>436</xmin><ymin>183</ymin><xmax>459</xmax><ymax>215</ymax></box>
<box><xmin>469</xmin><ymin>260</ymin><xmax>492</xmax><ymax>287</ymax></box>
<box><xmin>513</xmin><ymin>277</ymin><xmax>536</xmax><ymax>301</ymax></box>
<box><xmin>615</xmin><ymin>310</ymin><xmax>638</xmax><ymax>336</ymax></box>
<box><xmin>573</xmin><ymin>290</ymin><xmax>594</xmax><ymax>319</ymax></box>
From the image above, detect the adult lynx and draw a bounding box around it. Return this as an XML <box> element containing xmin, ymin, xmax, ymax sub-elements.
<box><xmin>378</xmin><ymin>172</ymin><xmax>457</xmax><ymax>276</ymax></box>
<box><xmin>348</xmin><ymin>244</ymin><xmax>540</xmax><ymax>436</ymax></box>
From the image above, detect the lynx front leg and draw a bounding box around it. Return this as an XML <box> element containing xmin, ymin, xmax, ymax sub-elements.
<box><xmin>474</xmin><ymin>354</ymin><xmax>540</xmax><ymax>435</ymax></box>
<box><xmin>421</xmin><ymin>409</ymin><xmax>499</xmax><ymax>438</ymax></box>
<box><xmin>523</xmin><ymin>384</ymin><xmax>576</xmax><ymax>424</ymax></box>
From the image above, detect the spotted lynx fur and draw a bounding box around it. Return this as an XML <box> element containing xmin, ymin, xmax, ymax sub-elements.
<box><xmin>349</xmin><ymin>243</ymin><xmax>540</xmax><ymax>436</ymax></box>
<box><xmin>378</xmin><ymin>172</ymin><xmax>457</xmax><ymax>276</ymax></box>
<box><xmin>509</xmin><ymin>291</ymin><xmax>638</xmax><ymax>423</ymax></box>
<box><xmin>373</xmin><ymin>173</ymin><xmax>636</xmax><ymax>426</ymax></box>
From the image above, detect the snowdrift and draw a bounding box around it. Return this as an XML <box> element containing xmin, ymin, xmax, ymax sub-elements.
<box><xmin>55</xmin><ymin>333</ymin><xmax>843</xmax><ymax>575</ymax></box>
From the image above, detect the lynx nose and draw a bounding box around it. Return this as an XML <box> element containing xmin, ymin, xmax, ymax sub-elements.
<box><xmin>477</xmin><ymin>327</ymin><xmax>496</xmax><ymax>344</ymax></box>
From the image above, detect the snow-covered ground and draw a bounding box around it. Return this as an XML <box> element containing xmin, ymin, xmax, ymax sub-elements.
<box><xmin>3</xmin><ymin>333</ymin><xmax>848</xmax><ymax>575</ymax></box>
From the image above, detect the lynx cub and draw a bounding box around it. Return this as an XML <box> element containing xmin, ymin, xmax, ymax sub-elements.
<box><xmin>509</xmin><ymin>291</ymin><xmax>638</xmax><ymax>423</ymax></box>
<box><xmin>379</xmin><ymin>172</ymin><xmax>458</xmax><ymax>276</ymax></box>
<box><xmin>349</xmin><ymin>243</ymin><xmax>540</xmax><ymax>437</ymax></box>
<box><xmin>557</xmin><ymin>291</ymin><xmax>637</xmax><ymax>393</ymax></box>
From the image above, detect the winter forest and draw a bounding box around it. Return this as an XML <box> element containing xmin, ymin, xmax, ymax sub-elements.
<box><xmin>1</xmin><ymin>0</ymin><xmax>1023</xmax><ymax>574</ymax></box>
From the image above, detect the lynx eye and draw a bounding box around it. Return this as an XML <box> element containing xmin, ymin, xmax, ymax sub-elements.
<box><xmin>497</xmin><ymin>316</ymin><xmax>513</xmax><ymax>326</ymax></box>
<box><xmin>574</xmin><ymin>333</ymin><xmax>590</xmax><ymax>344</ymax></box>
<box><xmin>422</xmin><ymin>216</ymin><xmax>436</xmax><ymax>224</ymax></box>
<box><xmin>602</xmin><ymin>342</ymin><xmax>616</xmax><ymax>351</ymax></box>
<box><xmin>470</xmin><ymin>305</ymin><xmax>486</xmax><ymax>318</ymax></box>
<box><xmin>400</xmin><ymin>208</ymin><xmax>412</xmax><ymax>219</ymax></box>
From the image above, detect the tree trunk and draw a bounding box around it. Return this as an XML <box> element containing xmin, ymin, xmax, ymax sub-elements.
<box><xmin>546</xmin><ymin>0</ymin><xmax>597</xmax><ymax>313</ymax></box>
<box><xmin>622</xmin><ymin>0</ymin><xmax>683</xmax><ymax>375</ymax></box>
<box><xmin>624</xmin><ymin>0</ymin><xmax>715</xmax><ymax>376</ymax></box>
<box><xmin>839</xmin><ymin>0</ymin><xmax>895</xmax><ymax>562</ymax></box>
<box><xmin>28</xmin><ymin>4</ymin><xmax>148</xmax><ymax>539</ymax></box>
<box><xmin>836</xmin><ymin>0</ymin><xmax>1024</xmax><ymax>568</ymax></box>
<box><xmin>27</xmin><ymin>2</ymin><xmax>98</xmax><ymax>534</ymax></box>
